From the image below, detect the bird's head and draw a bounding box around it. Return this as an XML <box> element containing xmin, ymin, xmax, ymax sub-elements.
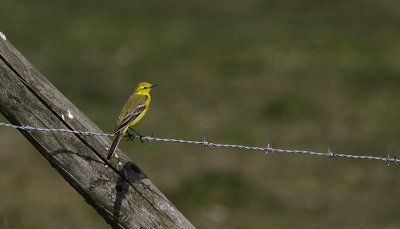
<box><xmin>135</xmin><ymin>82</ymin><xmax>157</xmax><ymax>94</ymax></box>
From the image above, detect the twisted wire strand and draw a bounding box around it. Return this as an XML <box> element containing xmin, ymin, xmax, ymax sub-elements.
<box><xmin>0</xmin><ymin>122</ymin><xmax>398</xmax><ymax>165</ymax></box>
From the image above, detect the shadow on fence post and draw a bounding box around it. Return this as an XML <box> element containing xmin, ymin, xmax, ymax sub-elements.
<box><xmin>0</xmin><ymin>33</ymin><xmax>194</xmax><ymax>229</ymax></box>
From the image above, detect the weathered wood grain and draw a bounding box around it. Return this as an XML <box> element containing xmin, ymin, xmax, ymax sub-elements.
<box><xmin>0</xmin><ymin>35</ymin><xmax>194</xmax><ymax>229</ymax></box>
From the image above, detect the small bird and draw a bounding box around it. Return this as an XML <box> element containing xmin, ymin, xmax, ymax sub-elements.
<box><xmin>107</xmin><ymin>82</ymin><xmax>157</xmax><ymax>160</ymax></box>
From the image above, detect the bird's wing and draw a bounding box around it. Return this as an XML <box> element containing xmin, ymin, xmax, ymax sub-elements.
<box><xmin>114</xmin><ymin>95</ymin><xmax>148</xmax><ymax>133</ymax></box>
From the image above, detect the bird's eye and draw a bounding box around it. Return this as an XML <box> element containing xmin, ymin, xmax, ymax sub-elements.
<box><xmin>143</xmin><ymin>87</ymin><xmax>148</xmax><ymax>89</ymax></box>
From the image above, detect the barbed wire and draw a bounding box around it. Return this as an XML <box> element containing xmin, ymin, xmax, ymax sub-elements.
<box><xmin>0</xmin><ymin>122</ymin><xmax>398</xmax><ymax>166</ymax></box>
<box><xmin>0</xmin><ymin>122</ymin><xmax>113</xmax><ymax>136</ymax></box>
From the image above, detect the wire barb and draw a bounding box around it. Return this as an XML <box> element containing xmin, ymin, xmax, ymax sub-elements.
<box><xmin>328</xmin><ymin>148</ymin><xmax>337</xmax><ymax>161</ymax></box>
<box><xmin>265</xmin><ymin>143</ymin><xmax>274</xmax><ymax>155</ymax></box>
<box><xmin>387</xmin><ymin>154</ymin><xmax>399</xmax><ymax>167</ymax></box>
<box><xmin>148</xmin><ymin>133</ymin><xmax>154</xmax><ymax>147</ymax></box>
<box><xmin>202</xmin><ymin>137</ymin><xmax>213</xmax><ymax>150</ymax></box>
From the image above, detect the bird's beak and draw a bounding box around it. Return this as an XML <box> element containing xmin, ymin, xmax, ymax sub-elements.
<box><xmin>150</xmin><ymin>84</ymin><xmax>158</xmax><ymax>88</ymax></box>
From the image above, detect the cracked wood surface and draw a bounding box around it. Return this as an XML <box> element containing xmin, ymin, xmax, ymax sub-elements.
<box><xmin>0</xmin><ymin>36</ymin><xmax>194</xmax><ymax>229</ymax></box>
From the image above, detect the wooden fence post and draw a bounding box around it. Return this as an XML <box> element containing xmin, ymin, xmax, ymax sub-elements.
<box><xmin>0</xmin><ymin>33</ymin><xmax>194</xmax><ymax>229</ymax></box>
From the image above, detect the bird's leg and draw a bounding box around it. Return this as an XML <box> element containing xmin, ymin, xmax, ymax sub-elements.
<box><xmin>129</xmin><ymin>128</ymin><xmax>145</xmax><ymax>143</ymax></box>
<box><xmin>125</xmin><ymin>130</ymin><xmax>136</xmax><ymax>142</ymax></box>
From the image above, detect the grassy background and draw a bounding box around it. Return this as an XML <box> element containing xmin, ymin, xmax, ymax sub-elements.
<box><xmin>1</xmin><ymin>0</ymin><xmax>400</xmax><ymax>228</ymax></box>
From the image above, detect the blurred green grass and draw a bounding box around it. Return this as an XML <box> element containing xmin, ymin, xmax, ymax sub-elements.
<box><xmin>1</xmin><ymin>0</ymin><xmax>400</xmax><ymax>228</ymax></box>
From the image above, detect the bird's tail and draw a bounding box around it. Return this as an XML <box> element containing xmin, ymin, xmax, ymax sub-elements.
<box><xmin>107</xmin><ymin>131</ymin><xmax>123</xmax><ymax>160</ymax></box>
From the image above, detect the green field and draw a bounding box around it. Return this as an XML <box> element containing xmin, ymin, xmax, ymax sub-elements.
<box><xmin>1</xmin><ymin>0</ymin><xmax>400</xmax><ymax>228</ymax></box>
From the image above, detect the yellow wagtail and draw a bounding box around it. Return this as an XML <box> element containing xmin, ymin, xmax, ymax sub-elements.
<box><xmin>107</xmin><ymin>82</ymin><xmax>157</xmax><ymax>160</ymax></box>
